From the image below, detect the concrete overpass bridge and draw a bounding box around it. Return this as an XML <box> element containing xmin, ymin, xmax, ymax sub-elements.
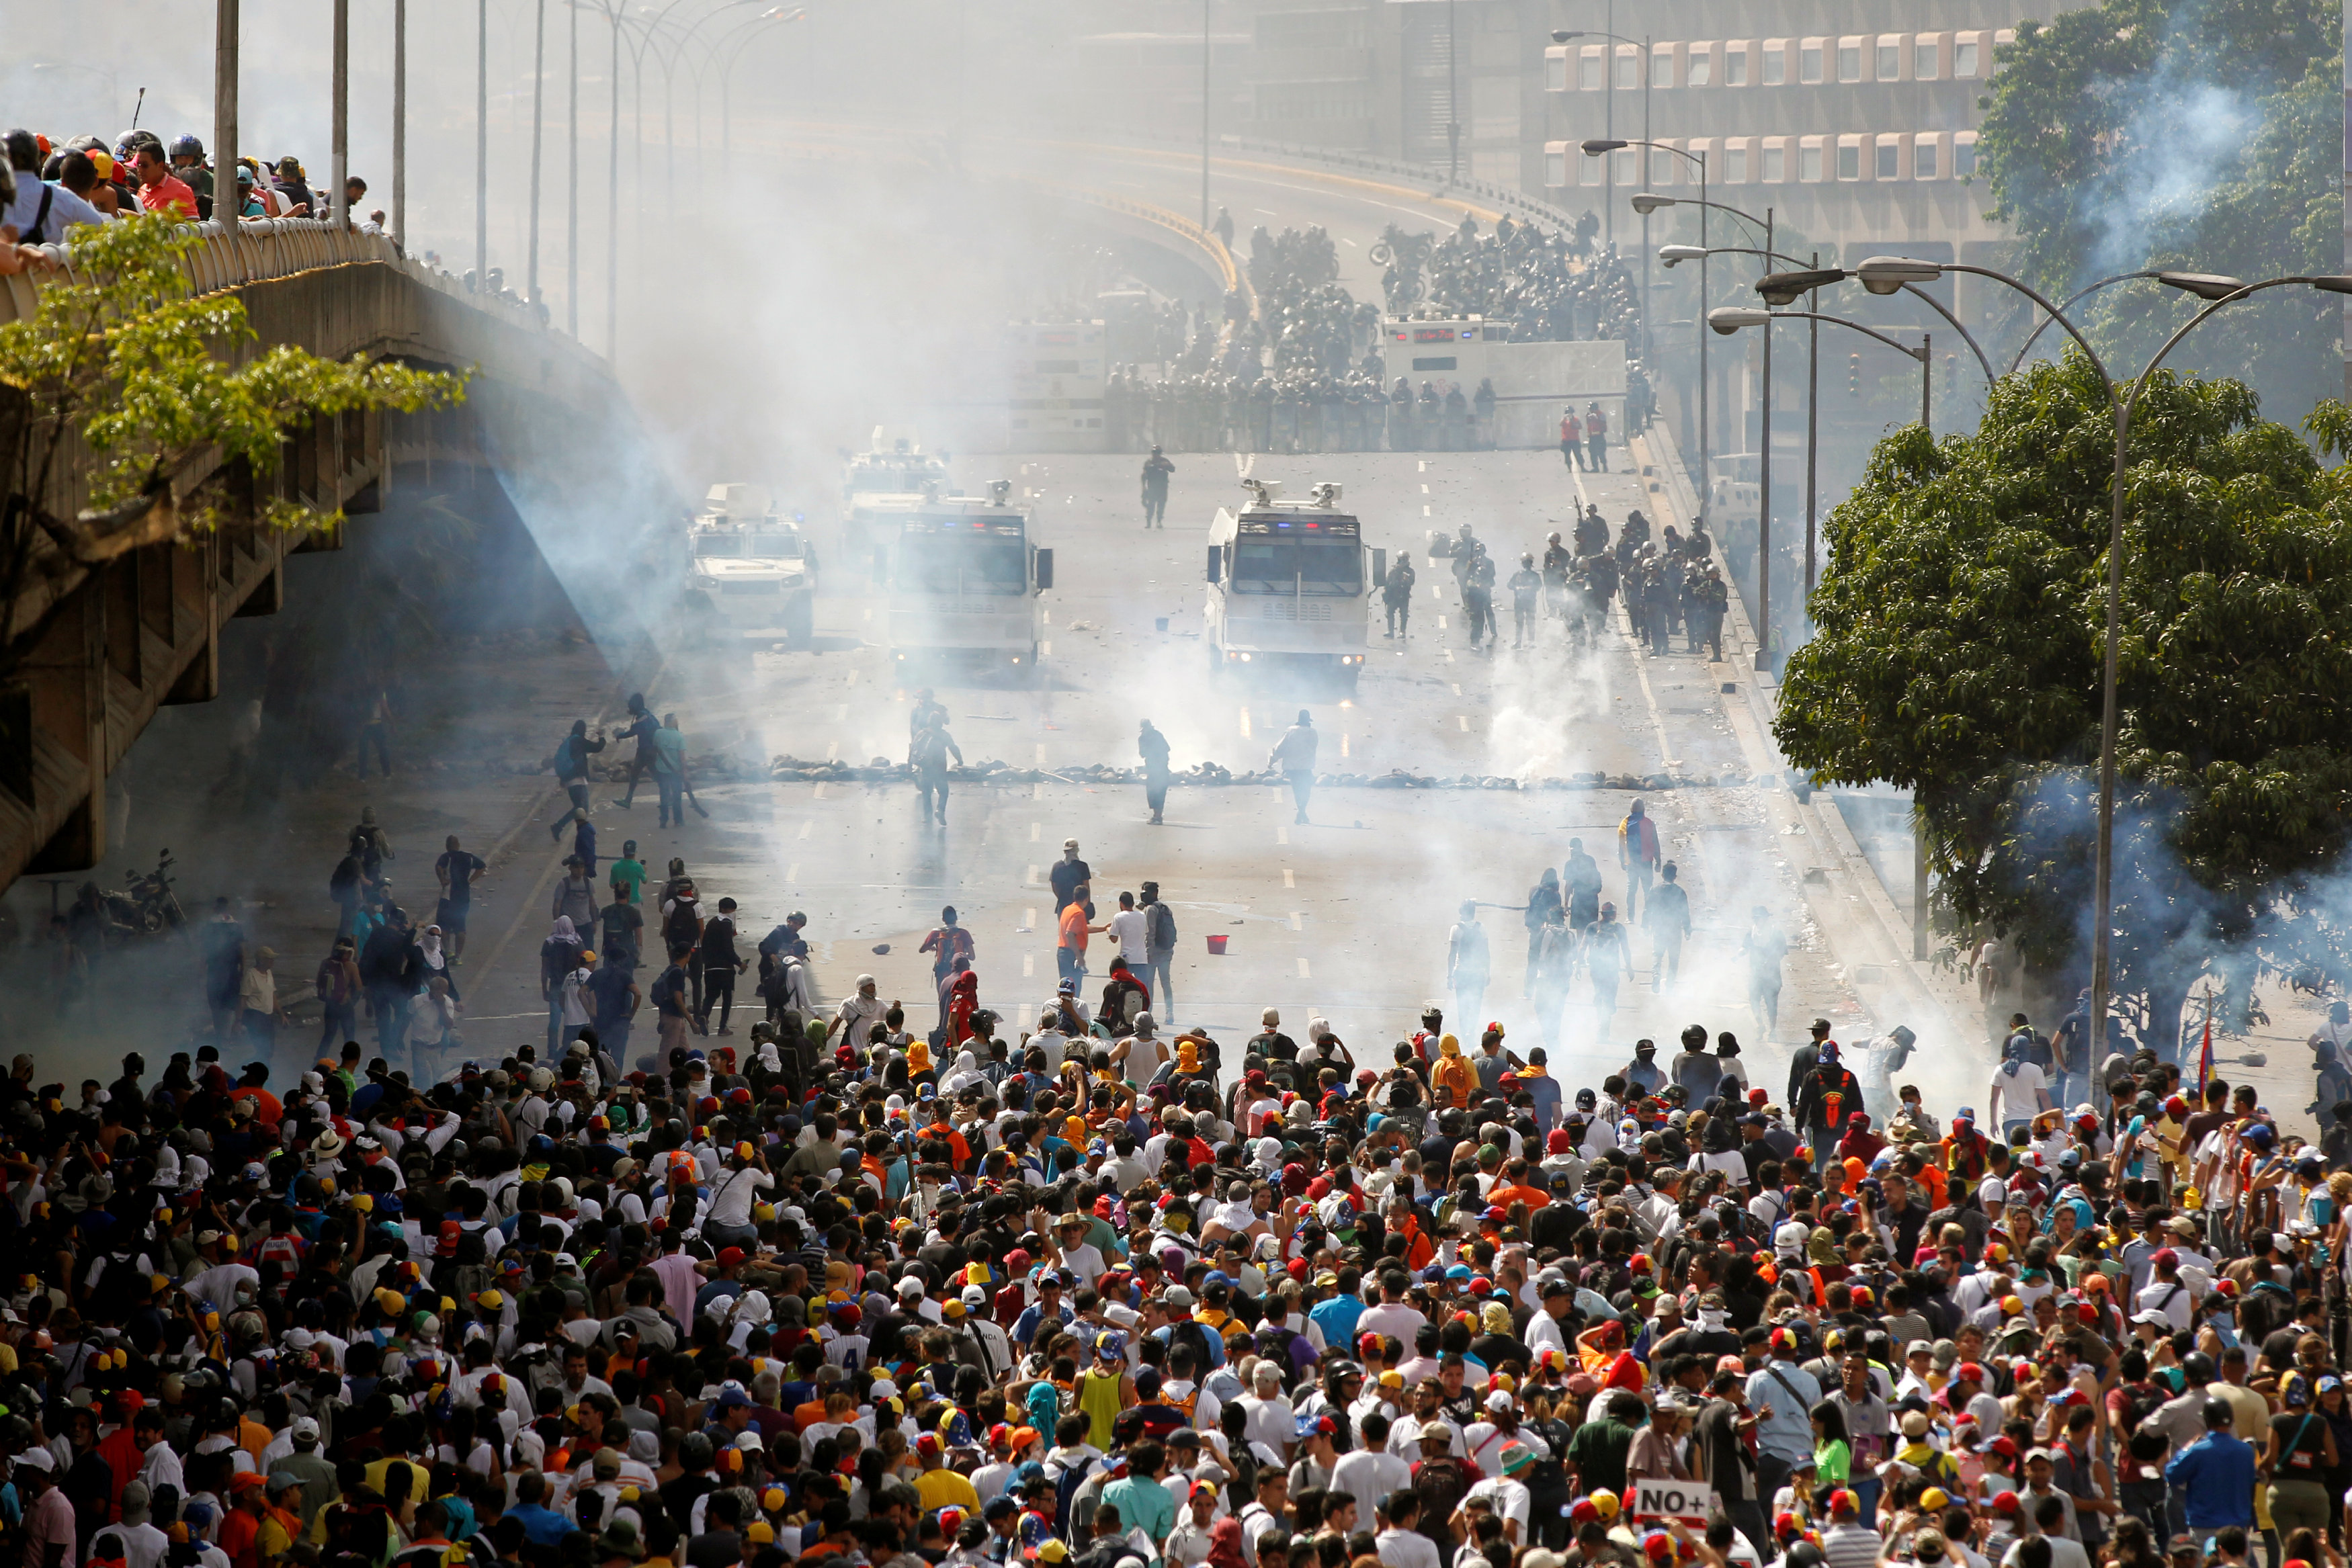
<box><xmin>0</xmin><ymin>218</ymin><xmax>638</xmax><ymax>889</ymax></box>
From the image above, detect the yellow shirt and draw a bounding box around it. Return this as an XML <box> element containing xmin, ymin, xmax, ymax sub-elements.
<box><xmin>915</xmin><ymin>1467</ymin><xmax>980</xmax><ymax>1514</ymax></box>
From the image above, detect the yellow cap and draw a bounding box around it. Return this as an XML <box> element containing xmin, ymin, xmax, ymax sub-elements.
<box><xmin>352</xmin><ymin>1194</ymin><xmax>374</xmax><ymax>1213</ymax></box>
<box><xmin>477</xmin><ymin>1289</ymin><xmax>505</xmax><ymax>1310</ymax></box>
<box><xmin>746</xmin><ymin>1524</ymin><xmax>774</xmax><ymax>1545</ymax></box>
<box><xmin>375</xmin><ymin>1288</ymin><xmax>407</xmax><ymax>1315</ymax></box>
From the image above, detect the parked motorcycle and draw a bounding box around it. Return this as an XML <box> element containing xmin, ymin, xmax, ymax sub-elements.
<box><xmin>96</xmin><ymin>850</ymin><xmax>187</xmax><ymax>937</ymax></box>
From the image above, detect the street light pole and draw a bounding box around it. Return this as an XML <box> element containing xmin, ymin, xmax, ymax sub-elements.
<box><xmin>1201</xmin><ymin>0</ymin><xmax>1212</xmax><ymax>227</ymax></box>
<box><xmin>476</xmin><ymin>0</ymin><xmax>488</xmax><ymax>288</ymax></box>
<box><xmin>331</xmin><ymin>0</ymin><xmax>349</xmax><ymax>228</ymax></box>
<box><xmin>529</xmin><ymin>0</ymin><xmax>546</xmax><ymax>303</ymax></box>
<box><xmin>392</xmin><ymin>0</ymin><xmax>407</xmax><ymax>249</ymax></box>
<box><xmin>1806</xmin><ymin>253</ymin><xmax>1820</xmax><ymax>592</ymax></box>
<box><xmin>212</xmin><ymin>3</ymin><xmax>239</xmax><ymax>235</ymax></box>
<box><xmin>1447</xmin><ymin>0</ymin><xmax>1459</xmax><ymax>182</ymax></box>
<box><xmin>568</xmin><ymin>0</ymin><xmax>579</xmax><ymax>333</ymax></box>
<box><xmin>1756</xmin><ymin>208</ymin><xmax>1774</xmax><ymax>670</ymax></box>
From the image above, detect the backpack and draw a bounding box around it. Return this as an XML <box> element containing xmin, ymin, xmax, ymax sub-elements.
<box><xmin>1147</xmin><ymin>902</ymin><xmax>1178</xmax><ymax>951</ymax></box>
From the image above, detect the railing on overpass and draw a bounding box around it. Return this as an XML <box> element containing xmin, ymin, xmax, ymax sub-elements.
<box><xmin>0</xmin><ymin>216</ymin><xmax>571</xmax><ymax>347</ymax></box>
<box><xmin>1049</xmin><ymin>187</ymin><xmax>1256</xmax><ymax>320</ymax></box>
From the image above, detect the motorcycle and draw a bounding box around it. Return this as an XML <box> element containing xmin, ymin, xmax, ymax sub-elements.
<box><xmin>101</xmin><ymin>850</ymin><xmax>187</xmax><ymax>937</ymax></box>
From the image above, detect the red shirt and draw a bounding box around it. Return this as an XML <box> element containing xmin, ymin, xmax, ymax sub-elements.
<box><xmin>137</xmin><ymin>174</ymin><xmax>199</xmax><ymax>219</ymax></box>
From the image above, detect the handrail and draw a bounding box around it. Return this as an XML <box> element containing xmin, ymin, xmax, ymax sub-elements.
<box><xmin>0</xmin><ymin>215</ymin><xmax>590</xmax><ymax>355</ymax></box>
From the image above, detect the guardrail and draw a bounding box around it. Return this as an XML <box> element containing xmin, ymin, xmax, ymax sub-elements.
<box><xmin>1062</xmin><ymin>189</ymin><xmax>1255</xmax><ymax>318</ymax></box>
<box><xmin>0</xmin><ymin>215</ymin><xmax>583</xmax><ymax>352</ymax></box>
<box><xmin>1123</xmin><ymin>132</ymin><xmax>1594</xmax><ymax>239</ymax></box>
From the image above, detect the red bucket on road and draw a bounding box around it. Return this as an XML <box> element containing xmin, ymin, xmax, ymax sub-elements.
<box><xmin>1206</xmin><ymin>934</ymin><xmax>1230</xmax><ymax>955</ymax></box>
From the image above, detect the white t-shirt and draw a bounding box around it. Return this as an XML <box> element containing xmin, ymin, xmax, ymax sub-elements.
<box><xmin>1463</xmin><ymin>1476</ymin><xmax>1531</xmax><ymax>1538</ymax></box>
<box><xmin>1330</xmin><ymin>1448</ymin><xmax>1413</xmax><ymax>1525</ymax></box>
<box><xmin>706</xmin><ymin>1166</ymin><xmax>773</xmax><ymax>1227</ymax></box>
<box><xmin>1237</xmin><ymin>1393</ymin><xmax>1297</xmax><ymax>1458</ymax></box>
<box><xmin>1105</xmin><ymin>909</ymin><xmax>1150</xmax><ymax>965</ymax></box>
<box><xmin>1376</xmin><ymin>1528</ymin><xmax>1443</xmax><ymax>1568</ymax></box>
<box><xmin>1989</xmin><ymin>1061</ymin><xmax>2048</xmax><ymax>1121</ymax></box>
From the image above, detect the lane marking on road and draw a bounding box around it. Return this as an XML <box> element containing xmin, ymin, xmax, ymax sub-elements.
<box><xmin>846</xmin><ymin>668</ymin><xmax>858</xmax><ymax>687</ymax></box>
<box><xmin>1024</xmin><ymin>908</ymin><xmax>1038</xmax><ymax>930</ymax></box>
<box><xmin>798</xmin><ymin>820</ymin><xmax>813</xmax><ymax>840</ymax></box>
<box><xmin>1613</xmin><ymin>594</ymin><xmax>1683</xmax><ymax>776</ymax></box>
<box><xmin>1443</xmin><ymin>647</ymin><xmax>1455</xmax><ymax>661</ymax></box>
<box><xmin>863</xmin><ymin>607</ymin><xmax>872</xmax><ymax>621</ymax></box>
<box><xmin>1283</xmin><ymin>868</ymin><xmax>1296</xmax><ymax>887</ymax></box>
<box><xmin>1027</xmin><ymin>865</ymin><xmax>1041</xmax><ymax>885</ymax></box>
<box><xmin>1289</xmin><ymin>912</ymin><xmax>1304</xmax><ymax>930</ymax></box>
<box><xmin>1042</xmin><ymin>640</ymin><xmax>1052</xmax><ymax>655</ymax></box>
<box><xmin>1429</xmin><ymin>583</ymin><xmax>1440</xmax><ymax>599</ymax></box>
<box><xmin>1032</xmin><ymin>781</ymin><xmax>1044</xmax><ymax>799</ymax></box>
<box><xmin>825</xmin><ymin>740</ymin><xmax>839</xmax><ymax>760</ymax></box>
<box><xmin>1238</xmin><ymin>709</ymin><xmax>1253</xmax><ymax>739</ymax></box>
<box><xmin>1422</xmin><ymin>505</ymin><xmax>1431</xmax><ymax>517</ymax></box>
<box><xmin>1255</xmin><ymin>206</ymin><xmax>1277</xmax><ymax>215</ymax></box>
<box><xmin>813</xmin><ymin>782</ymin><xmax>829</xmax><ymax>799</ymax></box>
<box><xmin>835</xmin><ymin>705</ymin><xmax>848</xmax><ymax>720</ymax></box>
<box><xmin>1044</xmin><ymin>610</ymin><xmax>1052</xmax><ymax>625</ymax></box>
<box><xmin>1458</xmin><ymin>715</ymin><xmax>1470</xmax><ymax>731</ymax></box>
<box><xmin>1034</xmin><ymin>744</ymin><xmax>1047</xmax><ymax>765</ymax></box>
<box><xmin>1277</xmin><ymin>825</ymin><xmax>1290</xmax><ymax>845</ymax></box>
<box><xmin>1421</xmin><ymin>484</ymin><xmax>1430</xmax><ymax>494</ymax></box>
<box><xmin>1418</xmin><ymin>460</ymin><xmax>1426</xmax><ymax>472</ymax></box>
<box><xmin>1451</xmin><ymin>683</ymin><xmax>1462</xmax><ymax>696</ymax></box>
<box><xmin>1297</xmin><ymin>957</ymin><xmax>1312</xmax><ymax>977</ymax></box>
<box><xmin>1023</xmin><ymin>953</ymin><xmax>1036</xmax><ymax>977</ymax></box>
<box><xmin>786</xmin><ymin>863</ymin><xmax>799</xmax><ymax>882</ymax></box>
<box><xmin>1340</xmin><ymin>732</ymin><xmax>1350</xmax><ymax>758</ymax></box>
<box><xmin>1438</xmin><ymin>615</ymin><xmax>1447</xmax><ymax>629</ymax></box>
<box><xmin>1030</xmin><ymin>822</ymin><xmax>1040</xmax><ymax>841</ymax></box>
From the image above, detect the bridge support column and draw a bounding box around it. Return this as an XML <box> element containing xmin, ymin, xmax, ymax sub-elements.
<box><xmin>25</xmin><ymin>585</ymin><xmax>108</xmax><ymax>872</ymax></box>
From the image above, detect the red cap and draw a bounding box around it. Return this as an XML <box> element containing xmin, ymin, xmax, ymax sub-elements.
<box><xmin>1773</xmin><ymin>1513</ymin><xmax>1801</xmax><ymax>1538</ymax></box>
<box><xmin>1547</xmin><ymin>1129</ymin><xmax>1574</xmax><ymax>1153</ymax></box>
<box><xmin>1643</xmin><ymin>1534</ymin><xmax>1673</xmax><ymax>1561</ymax></box>
<box><xmin>1992</xmin><ymin>1491</ymin><xmax>2021</xmax><ymax>1514</ymax></box>
<box><xmin>916</xmin><ymin>1433</ymin><xmax>941</xmax><ymax>1455</ymax></box>
<box><xmin>1988</xmin><ymin>1436</ymin><xmax>2018</xmax><ymax>1458</ymax></box>
<box><xmin>718</xmin><ymin>1246</ymin><xmax>747</xmax><ymax>1269</ymax></box>
<box><xmin>1956</xmin><ymin>1361</ymin><xmax>1986</xmax><ymax>1383</ymax></box>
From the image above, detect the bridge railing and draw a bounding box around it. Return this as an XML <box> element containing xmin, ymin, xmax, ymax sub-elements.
<box><xmin>0</xmin><ymin>216</ymin><xmax>583</xmax><ymax>352</ymax></box>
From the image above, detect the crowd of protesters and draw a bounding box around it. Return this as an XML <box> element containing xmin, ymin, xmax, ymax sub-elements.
<box><xmin>1</xmin><ymin>124</ymin><xmax>384</xmax><ymax>253</ymax></box>
<box><xmin>1097</xmin><ymin>218</ymin><xmax>1653</xmax><ymax>453</ymax></box>
<box><xmin>0</xmin><ymin>941</ymin><xmax>2341</xmax><ymax>1568</ymax></box>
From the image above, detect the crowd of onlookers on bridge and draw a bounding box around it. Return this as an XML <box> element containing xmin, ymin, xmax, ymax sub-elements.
<box><xmin>0</xmin><ymin>124</ymin><xmax>380</xmax><ymax>273</ymax></box>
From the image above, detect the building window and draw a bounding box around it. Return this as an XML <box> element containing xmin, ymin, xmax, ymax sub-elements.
<box><xmin>1762</xmin><ymin>41</ymin><xmax>1786</xmax><ymax>85</ymax></box>
<box><xmin>1801</xmin><ymin>43</ymin><xmax>1822</xmax><ymax>82</ymax></box>
<box><xmin>1546</xmin><ymin>146</ymin><xmax>1569</xmax><ymax>186</ymax></box>
<box><xmin>1877</xmin><ymin>141</ymin><xmax>1898</xmax><ymax>178</ymax></box>
<box><xmin>1837</xmin><ymin>140</ymin><xmax>1860</xmax><ymax>179</ymax></box>
<box><xmin>1838</xmin><ymin>42</ymin><xmax>1861</xmax><ymax>81</ymax></box>
<box><xmin>1915</xmin><ymin>138</ymin><xmax>1938</xmax><ymax>178</ymax></box>
<box><xmin>1763</xmin><ymin>144</ymin><xmax>1786</xmax><ymax>181</ymax></box>
<box><xmin>1546</xmin><ymin>50</ymin><xmax>1567</xmax><ymax>91</ymax></box>
<box><xmin>1800</xmin><ymin>143</ymin><xmax>1822</xmax><ymax>181</ymax></box>
<box><xmin>1915</xmin><ymin>38</ymin><xmax>1941</xmax><ymax>77</ymax></box>
<box><xmin>1687</xmin><ymin>48</ymin><xmax>1712</xmax><ymax>86</ymax></box>
<box><xmin>1615</xmin><ymin>49</ymin><xmax>1638</xmax><ymax>89</ymax></box>
<box><xmin>1954</xmin><ymin>135</ymin><xmax>1978</xmax><ymax>177</ymax></box>
<box><xmin>1724</xmin><ymin>44</ymin><xmax>1749</xmax><ymax>85</ymax></box>
<box><xmin>1956</xmin><ymin>38</ymin><xmax>1980</xmax><ymax>76</ymax></box>
<box><xmin>1726</xmin><ymin>145</ymin><xmax>1749</xmax><ymax>181</ymax></box>
<box><xmin>1652</xmin><ymin>49</ymin><xmax>1673</xmax><ymax>87</ymax></box>
<box><xmin>1878</xmin><ymin>42</ymin><xmax>1900</xmax><ymax>79</ymax></box>
<box><xmin>1614</xmin><ymin>146</ymin><xmax>1638</xmax><ymax>184</ymax></box>
<box><xmin>1651</xmin><ymin>146</ymin><xmax>1675</xmax><ymax>183</ymax></box>
<box><xmin>1580</xmin><ymin>52</ymin><xmax>1602</xmax><ymax>91</ymax></box>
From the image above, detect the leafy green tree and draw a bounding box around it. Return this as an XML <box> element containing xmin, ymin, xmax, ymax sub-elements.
<box><xmin>0</xmin><ymin>212</ymin><xmax>464</xmax><ymax>683</ymax></box>
<box><xmin>1775</xmin><ymin>352</ymin><xmax>2352</xmax><ymax>1048</ymax></box>
<box><xmin>1976</xmin><ymin>0</ymin><xmax>2341</xmax><ymax>414</ymax></box>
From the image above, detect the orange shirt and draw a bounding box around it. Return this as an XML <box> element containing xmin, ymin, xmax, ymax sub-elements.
<box><xmin>792</xmin><ymin>1397</ymin><xmax>829</xmax><ymax>1431</ymax></box>
<box><xmin>1488</xmin><ymin>1182</ymin><xmax>1550</xmax><ymax>1213</ymax></box>
<box><xmin>1058</xmin><ymin>902</ymin><xmax>1089</xmax><ymax>953</ymax></box>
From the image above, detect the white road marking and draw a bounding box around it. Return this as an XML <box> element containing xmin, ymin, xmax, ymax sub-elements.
<box><xmin>786</xmin><ymin>863</ymin><xmax>799</xmax><ymax>882</ymax></box>
<box><xmin>1042</xmin><ymin>640</ymin><xmax>1052</xmax><ymax>655</ymax></box>
<box><xmin>1277</xmin><ymin>825</ymin><xmax>1290</xmax><ymax>845</ymax></box>
<box><xmin>825</xmin><ymin>740</ymin><xmax>839</xmax><ymax>760</ymax></box>
<box><xmin>1023</xmin><ymin>953</ymin><xmax>1036</xmax><ymax>977</ymax></box>
<box><xmin>1027</xmin><ymin>865</ymin><xmax>1042</xmax><ymax>884</ymax></box>
<box><xmin>1289</xmin><ymin>912</ymin><xmax>1304</xmax><ymax>930</ymax></box>
<box><xmin>1239</xmin><ymin>709</ymin><xmax>1253</xmax><ymax>739</ymax></box>
<box><xmin>1044</xmin><ymin>609</ymin><xmax>1052</xmax><ymax>625</ymax></box>
<box><xmin>1035</xmin><ymin>744</ymin><xmax>1047</xmax><ymax>765</ymax></box>
<box><xmin>1443</xmin><ymin>647</ymin><xmax>1455</xmax><ymax>662</ymax></box>
<box><xmin>1030</xmin><ymin>822</ymin><xmax>1041</xmax><ymax>841</ymax></box>
<box><xmin>862</xmin><ymin>607</ymin><xmax>872</xmax><ymax>621</ymax></box>
<box><xmin>1025</xmin><ymin>908</ymin><xmax>1038</xmax><ymax>930</ymax></box>
<box><xmin>835</xmin><ymin>704</ymin><xmax>848</xmax><ymax>720</ymax></box>
<box><xmin>1032</xmin><ymin>781</ymin><xmax>1044</xmax><ymax>799</ymax></box>
<box><xmin>1438</xmin><ymin>615</ymin><xmax>1448</xmax><ymax>629</ymax></box>
<box><xmin>813</xmin><ymin>782</ymin><xmax>829</xmax><ymax>799</ymax></box>
<box><xmin>1340</xmin><ymin>732</ymin><xmax>1350</xmax><ymax>758</ymax></box>
<box><xmin>1458</xmin><ymin>715</ymin><xmax>1470</xmax><ymax>732</ymax></box>
<box><xmin>1418</xmin><ymin>460</ymin><xmax>1427</xmax><ymax>472</ymax></box>
<box><xmin>1423</xmin><ymin>505</ymin><xmax>1431</xmax><ymax>517</ymax></box>
<box><xmin>1421</xmin><ymin>484</ymin><xmax>1430</xmax><ymax>494</ymax></box>
<box><xmin>798</xmin><ymin>820</ymin><xmax>813</xmax><ymax>840</ymax></box>
<box><xmin>1429</xmin><ymin>583</ymin><xmax>1441</xmax><ymax>599</ymax></box>
<box><xmin>1283</xmin><ymin>868</ymin><xmax>1296</xmax><ymax>888</ymax></box>
<box><xmin>1451</xmin><ymin>683</ymin><xmax>1462</xmax><ymax>696</ymax></box>
<box><xmin>1297</xmin><ymin>956</ymin><xmax>1312</xmax><ymax>977</ymax></box>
